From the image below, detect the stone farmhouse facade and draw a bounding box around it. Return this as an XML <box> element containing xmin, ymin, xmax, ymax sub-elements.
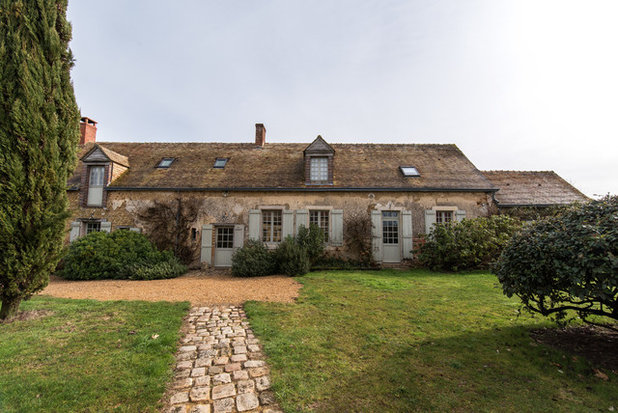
<box><xmin>66</xmin><ymin>118</ymin><xmax>587</xmax><ymax>267</ymax></box>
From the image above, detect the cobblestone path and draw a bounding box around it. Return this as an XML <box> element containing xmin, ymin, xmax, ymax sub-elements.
<box><xmin>164</xmin><ymin>306</ymin><xmax>282</xmax><ymax>413</ymax></box>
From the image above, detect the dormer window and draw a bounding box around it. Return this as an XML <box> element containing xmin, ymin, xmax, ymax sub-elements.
<box><xmin>310</xmin><ymin>157</ymin><xmax>328</xmax><ymax>181</ymax></box>
<box><xmin>214</xmin><ymin>158</ymin><xmax>228</xmax><ymax>169</ymax></box>
<box><xmin>157</xmin><ymin>158</ymin><xmax>175</xmax><ymax>168</ymax></box>
<box><xmin>87</xmin><ymin>166</ymin><xmax>105</xmax><ymax>206</ymax></box>
<box><xmin>304</xmin><ymin>135</ymin><xmax>335</xmax><ymax>185</ymax></box>
<box><xmin>400</xmin><ymin>166</ymin><xmax>420</xmax><ymax>177</ymax></box>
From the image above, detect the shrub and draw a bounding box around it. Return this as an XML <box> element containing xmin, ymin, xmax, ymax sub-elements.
<box><xmin>60</xmin><ymin>230</ymin><xmax>186</xmax><ymax>280</ymax></box>
<box><xmin>296</xmin><ymin>224</ymin><xmax>325</xmax><ymax>265</ymax></box>
<box><xmin>416</xmin><ymin>215</ymin><xmax>521</xmax><ymax>271</ymax></box>
<box><xmin>495</xmin><ymin>196</ymin><xmax>618</xmax><ymax>327</ymax></box>
<box><xmin>231</xmin><ymin>240</ymin><xmax>276</xmax><ymax>277</ymax></box>
<box><xmin>275</xmin><ymin>236</ymin><xmax>311</xmax><ymax>276</ymax></box>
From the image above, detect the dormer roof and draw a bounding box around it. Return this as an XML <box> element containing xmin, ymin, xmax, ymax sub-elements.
<box><xmin>303</xmin><ymin>136</ymin><xmax>335</xmax><ymax>155</ymax></box>
<box><xmin>81</xmin><ymin>144</ymin><xmax>130</xmax><ymax>167</ymax></box>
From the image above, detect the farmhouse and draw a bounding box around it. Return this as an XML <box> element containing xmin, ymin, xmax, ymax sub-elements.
<box><xmin>66</xmin><ymin>118</ymin><xmax>586</xmax><ymax>267</ymax></box>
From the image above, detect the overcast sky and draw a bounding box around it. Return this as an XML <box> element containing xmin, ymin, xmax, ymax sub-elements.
<box><xmin>67</xmin><ymin>0</ymin><xmax>617</xmax><ymax>197</ymax></box>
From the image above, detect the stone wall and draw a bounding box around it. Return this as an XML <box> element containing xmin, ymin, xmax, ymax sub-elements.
<box><xmin>66</xmin><ymin>189</ymin><xmax>493</xmax><ymax>250</ymax></box>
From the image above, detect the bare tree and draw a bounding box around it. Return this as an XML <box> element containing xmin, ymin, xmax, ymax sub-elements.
<box><xmin>343</xmin><ymin>206</ymin><xmax>374</xmax><ymax>265</ymax></box>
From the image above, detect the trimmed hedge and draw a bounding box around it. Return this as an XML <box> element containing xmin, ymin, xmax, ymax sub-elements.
<box><xmin>416</xmin><ymin>215</ymin><xmax>521</xmax><ymax>272</ymax></box>
<box><xmin>231</xmin><ymin>240</ymin><xmax>275</xmax><ymax>277</ymax></box>
<box><xmin>59</xmin><ymin>230</ymin><xmax>186</xmax><ymax>280</ymax></box>
<box><xmin>495</xmin><ymin>196</ymin><xmax>618</xmax><ymax>325</ymax></box>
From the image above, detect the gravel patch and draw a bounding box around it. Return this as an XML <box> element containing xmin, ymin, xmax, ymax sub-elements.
<box><xmin>40</xmin><ymin>270</ymin><xmax>300</xmax><ymax>305</ymax></box>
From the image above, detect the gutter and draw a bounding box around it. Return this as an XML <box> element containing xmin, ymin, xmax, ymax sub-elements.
<box><xmin>103</xmin><ymin>186</ymin><xmax>498</xmax><ymax>193</ymax></box>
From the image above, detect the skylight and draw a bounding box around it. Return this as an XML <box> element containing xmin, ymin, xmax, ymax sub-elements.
<box><xmin>157</xmin><ymin>158</ymin><xmax>175</xmax><ymax>168</ymax></box>
<box><xmin>214</xmin><ymin>158</ymin><xmax>228</xmax><ymax>169</ymax></box>
<box><xmin>400</xmin><ymin>166</ymin><xmax>420</xmax><ymax>177</ymax></box>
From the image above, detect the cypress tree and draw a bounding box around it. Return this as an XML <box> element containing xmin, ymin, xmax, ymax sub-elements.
<box><xmin>0</xmin><ymin>0</ymin><xmax>80</xmax><ymax>320</ymax></box>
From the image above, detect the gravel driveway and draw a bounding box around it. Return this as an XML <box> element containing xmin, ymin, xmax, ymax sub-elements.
<box><xmin>41</xmin><ymin>270</ymin><xmax>301</xmax><ymax>305</ymax></box>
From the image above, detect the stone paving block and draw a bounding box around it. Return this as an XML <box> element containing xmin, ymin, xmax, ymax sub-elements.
<box><xmin>259</xmin><ymin>391</ymin><xmax>276</xmax><ymax>405</ymax></box>
<box><xmin>212</xmin><ymin>383</ymin><xmax>236</xmax><ymax>400</ymax></box>
<box><xmin>244</xmin><ymin>360</ymin><xmax>265</xmax><ymax>368</ymax></box>
<box><xmin>179</xmin><ymin>345</ymin><xmax>197</xmax><ymax>352</ymax></box>
<box><xmin>173</xmin><ymin>377</ymin><xmax>193</xmax><ymax>389</ymax></box>
<box><xmin>248</xmin><ymin>367</ymin><xmax>269</xmax><ymax>378</ymax></box>
<box><xmin>195</xmin><ymin>375</ymin><xmax>211</xmax><ymax>386</ymax></box>
<box><xmin>230</xmin><ymin>354</ymin><xmax>248</xmax><ymax>362</ymax></box>
<box><xmin>170</xmin><ymin>391</ymin><xmax>189</xmax><ymax>405</ymax></box>
<box><xmin>255</xmin><ymin>375</ymin><xmax>271</xmax><ymax>391</ymax></box>
<box><xmin>176</xmin><ymin>361</ymin><xmax>193</xmax><ymax>370</ymax></box>
<box><xmin>212</xmin><ymin>373</ymin><xmax>231</xmax><ymax>385</ymax></box>
<box><xmin>224</xmin><ymin>363</ymin><xmax>241</xmax><ymax>372</ymax></box>
<box><xmin>247</xmin><ymin>344</ymin><xmax>260</xmax><ymax>353</ymax></box>
<box><xmin>212</xmin><ymin>397</ymin><xmax>234</xmax><ymax>413</ymax></box>
<box><xmin>208</xmin><ymin>366</ymin><xmax>224</xmax><ymax>375</ymax></box>
<box><xmin>236</xmin><ymin>392</ymin><xmax>259</xmax><ymax>411</ymax></box>
<box><xmin>195</xmin><ymin>357</ymin><xmax>213</xmax><ymax>368</ymax></box>
<box><xmin>232</xmin><ymin>370</ymin><xmax>249</xmax><ymax>381</ymax></box>
<box><xmin>237</xmin><ymin>379</ymin><xmax>255</xmax><ymax>394</ymax></box>
<box><xmin>191</xmin><ymin>367</ymin><xmax>206</xmax><ymax>377</ymax></box>
<box><xmin>176</xmin><ymin>369</ymin><xmax>191</xmax><ymax>379</ymax></box>
<box><xmin>233</xmin><ymin>345</ymin><xmax>247</xmax><ymax>354</ymax></box>
<box><xmin>189</xmin><ymin>386</ymin><xmax>211</xmax><ymax>402</ymax></box>
<box><xmin>189</xmin><ymin>404</ymin><xmax>210</xmax><ymax>413</ymax></box>
<box><xmin>214</xmin><ymin>356</ymin><xmax>229</xmax><ymax>365</ymax></box>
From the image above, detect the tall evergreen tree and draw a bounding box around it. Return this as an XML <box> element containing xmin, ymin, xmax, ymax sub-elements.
<box><xmin>0</xmin><ymin>0</ymin><xmax>80</xmax><ymax>320</ymax></box>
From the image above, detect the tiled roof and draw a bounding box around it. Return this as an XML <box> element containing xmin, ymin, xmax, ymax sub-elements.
<box><xmin>482</xmin><ymin>170</ymin><xmax>588</xmax><ymax>206</ymax></box>
<box><xmin>68</xmin><ymin>141</ymin><xmax>496</xmax><ymax>191</ymax></box>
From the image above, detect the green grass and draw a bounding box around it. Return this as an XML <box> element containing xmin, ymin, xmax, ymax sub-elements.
<box><xmin>0</xmin><ymin>296</ymin><xmax>189</xmax><ymax>412</ymax></box>
<box><xmin>245</xmin><ymin>270</ymin><xmax>618</xmax><ymax>412</ymax></box>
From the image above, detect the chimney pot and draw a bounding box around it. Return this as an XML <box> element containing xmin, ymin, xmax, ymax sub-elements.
<box><xmin>79</xmin><ymin>117</ymin><xmax>97</xmax><ymax>144</ymax></box>
<box><xmin>255</xmin><ymin>123</ymin><xmax>266</xmax><ymax>147</ymax></box>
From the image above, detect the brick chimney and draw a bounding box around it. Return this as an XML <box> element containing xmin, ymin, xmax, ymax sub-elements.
<box><xmin>79</xmin><ymin>117</ymin><xmax>97</xmax><ymax>144</ymax></box>
<box><xmin>255</xmin><ymin>123</ymin><xmax>266</xmax><ymax>147</ymax></box>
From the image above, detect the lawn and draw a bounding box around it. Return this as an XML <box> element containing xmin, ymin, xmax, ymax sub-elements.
<box><xmin>0</xmin><ymin>296</ymin><xmax>189</xmax><ymax>412</ymax></box>
<box><xmin>245</xmin><ymin>270</ymin><xmax>618</xmax><ymax>412</ymax></box>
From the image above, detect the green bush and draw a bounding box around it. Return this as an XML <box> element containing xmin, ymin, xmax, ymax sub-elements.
<box><xmin>60</xmin><ymin>230</ymin><xmax>186</xmax><ymax>280</ymax></box>
<box><xmin>231</xmin><ymin>240</ymin><xmax>276</xmax><ymax>277</ymax></box>
<box><xmin>296</xmin><ymin>224</ymin><xmax>325</xmax><ymax>265</ymax></box>
<box><xmin>275</xmin><ymin>236</ymin><xmax>311</xmax><ymax>276</ymax></box>
<box><xmin>495</xmin><ymin>196</ymin><xmax>617</xmax><ymax>326</ymax></box>
<box><xmin>416</xmin><ymin>215</ymin><xmax>521</xmax><ymax>271</ymax></box>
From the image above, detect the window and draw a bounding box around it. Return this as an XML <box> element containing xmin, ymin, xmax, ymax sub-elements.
<box><xmin>382</xmin><ymin>211</ymin><xmax>399</xmax><ymax>244</ymax></box>
<box><xmin>157</xmin><ymin>158</ymin><xmax>175</xmax><ymax>168</ymax></box>
<box><xmin>213</xmin><ymin>158</ymin><xmax>228</xmax><ymax>168</ymax></box>
<box><xmin>436</xmin><ymin>210</ymin><xmax>453</xmax><ymax>224</ymax></box>
<box><xmin>309</xmin><ymin>210</ymin><xmax>329</xmax><ymax>242</ymax></box>
<box><xmin>87</xmin><ymin>166</ymin><xmax>105</xmax><ymax>206</ymax></box>
<box><xmin>85</xmin><ymin>221</ymin><xmax>101</xmax><ymax>234</ymax></box>
<box><xmin>310</xmin><ymin>157</ymin><xmax>328</xmax><ymax>182</ymax></box>
<box><xmin>400</xmin><ymin>166</ymin><xmax>420</xmax><ymax>177</ymax></box>
<box><xmin>216</xmin><ymin>226</ymin><xmax>234</xmax><ymax>248</ymax></box>
<box><xmin>262</xmin><ymin>210</ymin><xmax>282</xmax><ymax>243</ymax></box>
<box><xmin>191</xmin><ymin>228</ymin><xmax>198</xmax><ymax>241</ymax></box>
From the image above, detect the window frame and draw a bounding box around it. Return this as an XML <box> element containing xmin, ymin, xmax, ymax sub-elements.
<box><xmin>382</xmin><ymin>211</ymin><xmax>400</xmax><ymax>245</ymax></box>
<box><xmin>261</xmin><ymin>210</ymin><xmax>283</xmax><ymax>243</ymax></box>
<box><xmin>309</xmin><ymin>210</ymin><xmax>330</xmax><ymax>242</ymax></box>
<box><xmin>156</xmin><ymin>158</ymin><xmax>175</xmax><ymax>168</ymax></box>
<box><xmin>86</xmin><ymin>165</ymin><xmax>105</xmax><ymax>207</ymax></box>
<box><xmin>213</xmin><ymin>158</ymin><xmax>229</xmax><ymax>169</ymax></box>
<box><xmin>215</xmin><ymin>226</ymin><xmax>234</xmax><ymax>249</ymax></box>
<box><xmin>399</xmin><ymin>165</ymin><xmax>420</xmax><ymax>177</ymax></box>
<box><xmin>85</xmin><ymin>220</ymin><xmax>101</xmax><ymax>235</ymax></box>
<box><xmin>435</xmin><ymin>210</ymin><xmax>454</xmax><ymax>224</ymax></box>
<box><xmin>309</xmin><ymin>157</ymin><xmax>329</xmax><ymax>183</ymax></box>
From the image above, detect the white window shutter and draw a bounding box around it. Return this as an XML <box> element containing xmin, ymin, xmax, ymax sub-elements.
<box><xmin>69</xmin><ymin>221</ymin><xmax>81</xmax><ymax>242</ymax></box>
<box><xmin>401</xmin><ymin>210</ymin><xmax>413</xmax><ymax>259</ymax></box>
<box><xmin>100</xmin><ymin>221</ymin><xmax>112</xmax><ymax>233</ymax></box>
<box><xmin>455</xmin><ymin>210</ymin><xmax>467</xmax><ymax>222</ymax></box>
<box><xmin>233</xmin><ymin>224</ymin><xmax>245</xmax><ymax>249</ymax></box>
<box><xmin>295</xmin><ymin>209</ymin><xmax>309</xmax><ymax>234</ymax></box>
<box><xmin>129</xmin><ymin>227</ymin><xmax>142</xmax><ymax>233</ymax></box>
<box><xmin>248</xmin><ymin>210</ymin><xmax>260</xmax><ymax>241</ymax></box>
<box><xmin>330</xmin><ymin>209</ymin><xmax>343</xmax><ymax>246</ymax></box>
<box><xmin>424</xmin><ymin>210</ymin><xmax>436</xmax><ymax>234</ymax></box>
<box><xmin>282</xmin><ymin>210</ymin><xmax>294</xmax><ymax>239</ymax></box>
<box><xmin>371</xmin><ymin>210</ymin><xmax>382</xmax><ymax>263</ymax></box>
<box><xmin>201</xmin><ymin>224</ymin><xmax>213</xmax><ymax>265</ymax></box>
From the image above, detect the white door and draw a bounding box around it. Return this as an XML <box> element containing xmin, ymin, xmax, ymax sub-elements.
<box><xmin>214</xmin><ymin>226</ymin><xmax>234</xmax><ymax>267</ymax></box>
<box><xmin>382</xmin><ymin>211</ymin><xmax>401</xmax><ymax>263</ymax></box>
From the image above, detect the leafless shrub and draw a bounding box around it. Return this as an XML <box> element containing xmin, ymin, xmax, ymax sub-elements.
<box><xmin>138</xmin><ymin>198</ymin><xmax>200</xmax><ymax>264</ymax></box>
<box><xmin>343</xmin><ymin>206</ymin><xmax>374</xmax><ymax>265</ymax></box>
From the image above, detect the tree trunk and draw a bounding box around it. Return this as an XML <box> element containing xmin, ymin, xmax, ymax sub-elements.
<box><xmin>0</xmin><ymin>298</ymin><xmax>21</xmax><ymax>321</ymax></box>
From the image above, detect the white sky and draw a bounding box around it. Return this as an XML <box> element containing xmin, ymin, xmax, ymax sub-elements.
<box><xmin>67</xmin><ymin>0</ymin><xmax>618</xmax><ymax>197</ymax></box>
